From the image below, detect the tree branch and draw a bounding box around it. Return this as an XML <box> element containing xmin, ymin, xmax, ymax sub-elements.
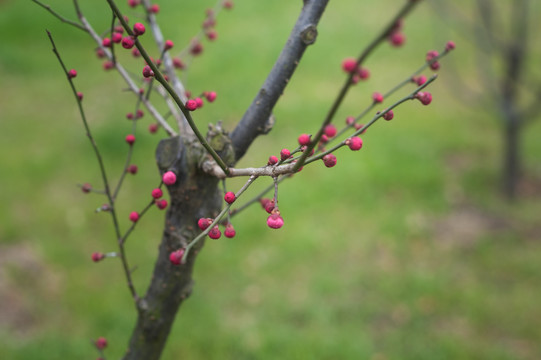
<box><xmin>230</xmin><ymin>0</ymin><xmax>329</xmax><ymax>162</ymax></box>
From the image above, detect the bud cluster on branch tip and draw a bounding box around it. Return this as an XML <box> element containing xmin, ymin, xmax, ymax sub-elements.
<box><xmin>372</xmin><ymin>92</ymin><xmax>384</xmax><ymax>103</ymax></box>
<box><xmin>267</xmin><ymin>212</ymin><xmax>284</xmax><ymax>229</ymax></box>
<box><xmin>224</xmin><ymin>224</ymin><xmax>236</xmax><ymax>238</ymax></box>
<box><xmin>68</xmin><ymin>69</ymin><xmax>77</xmax><ymax>79</ymax></box>
<box><xmin>95</xmin><ymin>337</ymin><xmax>108</xmax><ymax>350</ymax></box>
<box><xmin>156</xmin><ymin>199</ymin><xmax>168</xmax><ymax>210</ymax></box>
<box><xmin>129</xmin><ymin>211</ymin><xmax>139</xmax><ymax>223</ymax></box>
<box><xmin>383</xmin><ymin>110</ymin><xmax>394</xmax><ymax>121</ymax></box>
<box><xmin>82</xmin><ymin>183</ymin><xmax>92</xmax><ymax>193</ymax></box>
<box><xmin>298</xmin><ymin>133</ymin><xmax>311</xmax><ymax>146</ymax></box>
<box><xmin>415</xmin><ymin>92</ymin><xmax>432</xmax><ymax>105</ymax></box>
<box><xmin>127</xmin><ymin>164</ymin><xmax>138</xmax><ymax>174</ymax></box>
<box><xmin>169</xmin><ymin>249</ymin><xmax>184</xmax><ymax>265</ymax></box>
<box><xmin>224</xmin><ymin>191</ymin><xmax>236</xmax><ymax>204</ymax></box>
<box><xmin>125</xmin><ymin>134</ymin><xmax>135</xmax><ymax>145</ymax></box>
<box><xmin>347</xmin><ymin>136</ymin><xmax>363</xmax><ymax>151</ymax></box>
<box><xmin>142</xmin><ymin>65</ymin><xmax>154</xmax><ymax>78</ymax></box>
<box><xmin>91</xmin><ymin>252</ymin><xmax>105</xmax><ymax>262</ymax></box>
<box><xmin>133</xmin><ymin>22</ymin><xmax>145</xmax><ymax>36</ymax></box>
<box><xmin>198</xmin><ymin>217</ymin><xmax>213</xmax><ymax>230</ymax></box>
<box><xmin>185</xmin><ymin>99</ymin><xmax>198</xmax><ymax>111</ymax></box>
<box><xmin>208</xmin><ymin>226</ymin><xmax>221</xmax><ymax>239</ymax></box>
<box><xmin>388</xmin><ymin>19</ymin><xmax>405</xmax><ymax>47</ymax></box>
<box><xmin>280</xmin><ymin>148</ymin><xmax>291</xmax><ymax>161</ymax></box>
<box><xmin>164</xmin><ymin>39</ymin><xmax>174</xmax><ymax>51</ymax></box>
<box><xmin>268</xmin><ymin>155</ymin><xmax>278</xmax><ymax>166</ymax></box>
<box><xmin>162</xmin><ymin>171</ymin><xmax>177</xmax><ymax>186</ymax></box>
<box><xmin>151</xmin><ymin>188</ymin><xmax>163</xmax><ymax>199</ymax></box>
<box><xmin>322</xmin><ymin>153</ymin><xmax>337</xmax><ymax>168</ymax></box>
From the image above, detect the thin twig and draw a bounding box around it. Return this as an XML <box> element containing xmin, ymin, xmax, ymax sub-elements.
<box><xmin>106</xmin><ymin>0</ymin><xmax>230</xmax><ymax>175</ymax></box>
<box><xmin>32</xmin><ymin>0</ymin><xmax>86</xmax><ymax>31</ymax></box>
<box><xmin>46</xmin><ymin>30</ymin><xmax>139</xmax><ymax>303</ymax></box>
<box><xmin>292</xmin><ymin>0</ymin><xmax>421</xmax><ymax>172</ymax></box>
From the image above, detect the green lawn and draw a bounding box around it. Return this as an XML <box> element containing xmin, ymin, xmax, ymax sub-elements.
<box><xmin>1</xmin><ymin>1</ymin><xmax>540</xmax><ymax>359</ymax></box>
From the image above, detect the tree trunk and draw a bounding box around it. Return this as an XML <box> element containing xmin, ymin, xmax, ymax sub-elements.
<box><xmin>123</xmin><ymin>136</ymin><xmax>221</xmax><ymax>360</ymax></box>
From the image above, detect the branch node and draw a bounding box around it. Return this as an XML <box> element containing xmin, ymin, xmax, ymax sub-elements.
<box><xmin>300</xmin><ymin>24</ymin><xmax>318</xmax><ymax>45</ymax></box>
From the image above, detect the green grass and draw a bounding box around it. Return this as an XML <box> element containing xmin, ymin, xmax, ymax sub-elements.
<box><xmin>1</xmin><ymin>0</ymin><xmax>541</xmax><ymax>359</ymax></box>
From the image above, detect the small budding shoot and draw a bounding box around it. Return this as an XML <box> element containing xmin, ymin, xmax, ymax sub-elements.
<box><xmin>324</xmin><ymin>124</ymin><xmax>337</xmax><ymax>138</ymax></box>
<box><xmin>416</xmin><ymin>92</ymin><xmax>432</xmax><ymax>105</ymax></box>
<box><xmin>162</xmin><ymin>171</ymin><xmax>177</xmax><ymax>186</ymax></box>
<box><xmin>133</xmin><ymin>22</ymin><xmax>146</xmax><ymax>36</ymax></box>
<box><xmin>164</xmin><ymin>39</ymin><xmax>174</xmax><ymax>50</ymax></box>
<box><xmin>322</xmin><ymin>153</ymin><xmax>337</xmax><ymax>167</ymax></box>
<box><xmin>125</xmin><ymin>134</ymin><xmax>136</xmax><ymax>145</ymax></box>
<box><xmin>347</xmin><ymin>136</ymin><xmax>363</xmax><ymax>151</ymax></box>
<box><xmin>156</xmin><ymin>199</ymin><xmax>168</xmax><ymax>210</ymax></box>
<box><xmin>127</xmin><ymin>164</ymin><xmax>138</xmax><ymax>174</ymax></box>
<box><xmin>142</xmin><ymin>65</ymin><xmax>154</xmax><ymax>78</ymax></box>
<box><xmin>268</xmin><ymin>155</ymin><xmax>278</xmax><ymax>166</ymax></box>
<box><xmin>383</xmin><ymin>110</ymin><xmax>394</xmax><ymax>121</ymax></box>
<box><xmin>198</xmin><ymin>218</ymin><xmax>212</xmax><ymax>231</ymax></box>
<box><xmin>205</xmin><ymin>91</ymin><xmax>217</xmax><ymax>102</ymax></box>
<box><xmin>224</xmin><ymin>224</ymin><xmax>236</xmax><ymax>238</ymax></box>
<box><xmin>224</xmin><ymin>191</ymin><xmax>236</xmax><ymax>204</ymax></box>
<box><xmin>151</xmin><ymin>188</ymin><xmax>163</xmax><ymax>199</ymax></box>
<box><xmin>341</xmin><ymin>57</ymin><xmax>357</xmax><ymax>73</ymax></box>
<box><xmin>91</xmin><ymin>252</ymin><xmax>105</xmax><ymax>262</ymax></box>
<box><xmin>185</xmin><ymin>99</ymin><xmax>198</xmax><ymax>111</ymax></box>
<box><xmin>208</xmin><ymin>226</ymin><xmax>221</xmax><ymax>239</ymax></box>
<box><xmin>298</xmin><ymin>133</ymin><xmax>311</xmax><ymax>146</ymax></box>
<box><xmin>81</xmin><ymin>183</ymin><xmax>92</xmax><ymax>193</ymax></box>
<box><xmin>280</xmin><ymin>148</ymin><xmax>291</xmax><ymax>161</ymax></box>
<box><xmin>95</xmin><ymin>337</ymin><xmax>108</xmax><ymax>350</ymax></box>
<box><xmin>372</xmin><ymin>92</ymin><xmax>384</xmax><ymax>103</ymax></box>
<box><xmin>267</xmin><ymin>212</ymin><xmax>284</xmax><ymax>229</ymax></box>
<box><xmin>169</xmin><ymin>249</ymin><xmax>184</xmax><ymax>265</ymax></box>
<box><xmin>121</xmin><ymin>36</ymin><xmax>135</xmax><ymax>49</ymax></box>
<box><xmin>129</xmin><ymin>211</ymin><xmax>140</xmax><ymax>223</ymax></box>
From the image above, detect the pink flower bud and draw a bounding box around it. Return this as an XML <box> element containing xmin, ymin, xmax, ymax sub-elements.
<box><xmin>280</xmin><ymin>148</ymin><xmax>291</xmax><ymax>161</ymax></box>
<box><xmin>208</xmin><ymin>226</ymin><xmax>221</xmax><ymax>239</ymax></box>
<box><xmin>267</xmin><ymin>213</ymin><xmax>284</xmax><ymax>229</ymax></box>
<box><xmin>68</xmin><ymin>69</ymin><xmax>77</xmax><ymax>79</ymax></box>
<box><xmin>133</xmin><ymin>22</ymin><xmax>146</xmax><ymax>36</ymax></box>
<box><xmin>169</xmin><ymin>249</ymin><xmax>184</xmax><ymax>265</ymax></box>
<box><xmin>372</xmin><ymin>92</ymin><xmax>384</xmax><ymax>103</ymax></box>
<box><xmin>347</xmin><ymin>136</ymin><xmax>363</xmax><ymax>151</ymax></box>
<box><xmin>162</xmin><ymin>171</ymin><xmax>177</xmax><ymax>186</ymax></box>
<box><xmin>322</xmin><ymin>153</ymin><xmax>337</xmax><ymax>168</ymax></box>
<box><xmin>149</xmin><ymin>4</ymin><xmax>160</xmax><ymax>13</ymax></box>
<box><xmin>127</xmin><ymin>164</ymin><xmax>138</xmax><ymax>174</ymax></box>
<box><xmin>129</xmin><ymin>211</ymin><xmax>139</xmax><ymax>223</ymax></box>
<box><xmin>445</xmin><ymin>40</ymin><xmax>456</xmax><ymax>51</ymax></box>
<box><xmin>389</xmin><ymin>32</ymin><xmax>405</xmax><ymax>47</ymax></box>
<box><xmin>268</xmin><ymin>155</ymin><xmax>278</xmax><ymax>166</ymax></box>
<box><xmin>164</xmin><ymin>39</ymin><xmax>174</xmax><ymax>50</ymax></box>
<box><xmin>151</xmin><ymin>188</ymin><xmax>163</xmax><ymax>199</ymax></box>
<box><xmin>205</xmin><ymin>91</ymin><xmax>217</xmax><ymax>102</ymax></box>
<box><xmin>173</xmin><ymin>57</ymin><xmax>184</xmax><ymax>69</ymax></box>
<box><xmin>324</xmin><ymin>124</ymin><xmax>337</xmax><ymax>138</ymax></box>
<box><xmin>224</xmin><ymin>224</ymin><xmax>236</xmax><ymax>238</ymax></box>
<box><xmin>185</xmin><ymin>99</ymin><xmax>198</xmax><ymax>111</ymax></box>
<box><xmin>125</xmin><ymin>134</ymin><xmax>136</xmax><ymax>145</ymax></box>
<box><xmin>341</xmin><ymin>57</ymin><xmax>357</xmax><ymax>73</ymax></box>
<box><xmin>95</xmin><ymin>337</ymin><xmax>108</xmax><ymax>350</ymax></box>
<box><xmin>142</xmin><ymin>65</ymin><xmax>154</xmax><ymax>78</ymax></box>
<box><xmin>298</xmin><ymin>133</ymin><xmax>311</xmax><ymax>146</ymax></box>
<box><xmin>112</xmin><ymin>32</ymin><xmax>122</xmax><ymax>44</ymax></box>
<box><xmin>224</xmin><ymin>191</ymin><xmax>236</xmax><ymax>204</ymax></box>
<box><xmin>198</xmin><ymin>218</ymin><xmax>212</xmax><ymax>231</ymax></box>
<box><xmin>156</xmin><ymin>199</ymin><xmax>168</xmax><ymax>210</ymax></box>
<box><xmin>383</xmin><ymin>110</ymin><xmax>394</xmax><ymax>121</ymax></box>
<box><xmin>91</xmin><ymin>252</ymin><xmax>105</xmax><ymax>262</ymax></box>
<box><xmin>121</xmin><ymin>36</ymin><xmax>135</xmax><ymax>49</ymax></box>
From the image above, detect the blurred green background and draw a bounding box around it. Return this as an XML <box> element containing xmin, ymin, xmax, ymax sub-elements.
<box><xmin>1</xmin><ymin>0</ymin><xmax>540</xmax><ymax>359</ymax></box>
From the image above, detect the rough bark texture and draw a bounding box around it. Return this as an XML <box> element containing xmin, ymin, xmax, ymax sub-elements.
<box><xmin>123</xmin><ymin>136</ymin><xmax>221</xmax><ymax>360</ymax></box>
